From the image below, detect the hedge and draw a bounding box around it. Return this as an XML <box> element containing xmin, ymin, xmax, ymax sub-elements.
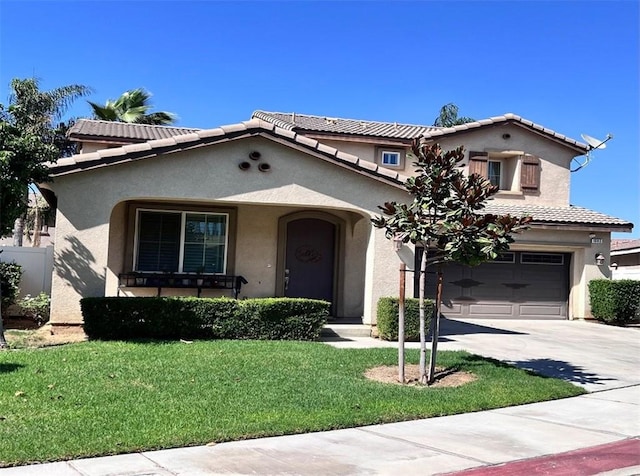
<box><xmin>81</xmin><ymin>297</ymin><xmax>330</xmax><ymax>341</ymax></box>
<box><xmin>588</xmin><ymin>279</ymin><xmax>640</xmax><ymax>324</ymax></box>
<box><xmin>377</xmin><ymin>296</ymin><xmax>434</xmax><ymax>341</ymax></box>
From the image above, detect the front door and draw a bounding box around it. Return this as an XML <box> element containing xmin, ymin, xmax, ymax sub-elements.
<box><xmin>284</xmin><ymin>218</ymin><xmax>335</xmax><ymax>303</ymax></box>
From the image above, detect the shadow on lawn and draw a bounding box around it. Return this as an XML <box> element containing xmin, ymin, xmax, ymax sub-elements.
<box><xmin>508</xmin><ymin>358</ymin><xmax>617</xmax><ymax>387</ymax></box>
<box><xmin>0</xmin><ymin>363</ymin><xmax>24</xmax><ymax>373</ymax></box>
<box><xmin>460</xmin><ymin>353</ymin><xmax>615</xmax><ymax>386</ymax></box>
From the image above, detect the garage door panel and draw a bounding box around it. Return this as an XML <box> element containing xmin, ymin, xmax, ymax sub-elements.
<box><xmin>517</xmin><ymin>286</ymin><xmax>565</xmax><ymax>299</ymax></box>
<box><xmin>469</xmin><ymin>303</ymin><xmax>515</xmax><ymax>315</ymax></box>
<box><xmin>519</xmin><ymin>304</ymin><xmax>565</xmax><ymax>317</ymax></box>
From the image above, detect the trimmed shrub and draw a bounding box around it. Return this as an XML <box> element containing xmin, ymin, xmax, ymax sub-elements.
<box><xmin>0</xmin><ymin>261</ymin><xmax>23</xmax><ymax>318</ymax></box>
<box><xmin>589</xmin><ymin>279</ymin><xmax>640</xmax><ymax>324</ymax></box>
<box><xmin>81</xmin><ymin>296</ymin><xmax>329</xmax><ymax>341</ymax></box>
<box><xmin>235</xmin><ymin>298</ymin><xmax>329</xmax><ymax>340</ymax></box>
<box><xmin>377</xmin><ymin>296</ymin><xmax>433</xmax><ymax>341</ymax></box>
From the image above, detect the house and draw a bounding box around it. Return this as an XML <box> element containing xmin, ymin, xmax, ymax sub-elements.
<box><xmin>41</xmin><ymin>112</ymin><xmax>633</xmax><ymax>326</ymax></box>
<box><xmin>610</xmin><ymin>239</ymin><xmax>640</xmax><ymax>280</ymax></box>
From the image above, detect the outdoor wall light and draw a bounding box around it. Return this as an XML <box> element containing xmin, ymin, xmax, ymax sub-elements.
<box><xmin>595</xmin><ymin>253</ymin><xmax>606</xmax><ymax>266</ymax></box>
<box><xmin>239</xmin><ymin>161</ymin><xmax>251</xmax><ymax>171</ymax></box>
<box><xmin>393</xmin><ymin>235</ymin><xmax>403</xmax><ymax>252</ymax></box>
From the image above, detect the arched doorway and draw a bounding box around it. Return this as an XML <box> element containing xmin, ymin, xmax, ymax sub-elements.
<box><xmin>277</xmin><ymin>212</ymin><xmax>343</xmax><ymax>312</ymax></box>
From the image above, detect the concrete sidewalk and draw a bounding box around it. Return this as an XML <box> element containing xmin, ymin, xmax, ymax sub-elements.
<box><xmin>1</xmin><ymin>385</ymin><xmax>638</xmax><ymax>475</ymax></box>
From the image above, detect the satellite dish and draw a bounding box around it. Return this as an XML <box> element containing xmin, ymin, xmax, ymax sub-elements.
<box><xmin>581</xmin><ymin>133</ymin><xmax>611</xmax><ymax>150</ymax></box>
<box><xmin>572</xmin><ymin>133</ymin><xmax>613</xmax><ymax>172</ymax></box>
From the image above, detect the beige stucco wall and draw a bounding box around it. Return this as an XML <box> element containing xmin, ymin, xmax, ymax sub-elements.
<box><xmin>434</xmin><ymin>124</ymin><xmax>576</xmax><ymax>207</ymax></box>
<box><xmin>48</xmin><ymin>136</ymin><xmax>408</xmax><ymax>324</ymax></box>
<box><xmin>320</xmin><ymin>124</ymin><xmax>578</xmax><ymax>207</ymax></box>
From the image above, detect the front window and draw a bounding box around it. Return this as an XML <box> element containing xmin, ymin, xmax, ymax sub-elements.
<box><xmin>488</xmin><ymin>160</ymin><xmax>501</xmax><ymax>188</ymax></box>
<box><xmin>381</xmin><ymin>151</ymin><xmax>401</xmax><ymax>166</ymax></box>
<box><xmin>135</xmin><ymin>210</ymin><xmax>228</xmax><ymax>273</ymax></box>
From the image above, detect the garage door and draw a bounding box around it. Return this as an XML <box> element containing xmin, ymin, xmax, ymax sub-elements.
<box><xmin>415</xmin><ymin>251</ymin><xmax>570</xmax><ymax>319</ymax></box>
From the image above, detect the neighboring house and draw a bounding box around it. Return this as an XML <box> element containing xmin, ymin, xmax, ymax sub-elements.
<box><xmin>42</xmin><ymin>112</ymin><xmax>633</xmax><ymax>326</ymax></box>
<box><xmin>610</xmin><ymin>239</ymin><xmax>640</xmax><ymax>280</ymax></box>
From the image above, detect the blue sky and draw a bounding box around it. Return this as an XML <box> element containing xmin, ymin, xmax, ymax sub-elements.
<box><xmin>1</xmin><ymin>1</ymin><xmax>638</xmax><ymax>237</ymax></box>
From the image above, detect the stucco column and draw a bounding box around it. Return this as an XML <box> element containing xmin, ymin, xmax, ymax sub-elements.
<box><xmin>49</xmin><ymin>205</ymin><xmax>111</xmax><ymax>325</ymax></box>
<box><xmin>363</xmin><ymin>226</ymin><xmax>401</xmax><ymax>325</ymax></box>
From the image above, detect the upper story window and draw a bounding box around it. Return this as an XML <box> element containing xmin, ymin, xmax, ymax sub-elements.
<box><xmin>376</xmin><ymin>147</ymin><xmax>405</xmax><ymax>169</ymax></box>
<box><xmin>487</xmin><ymin>160</ymin><xmax>502</xmax><ymax>188</ymax></box>
<box><xmin>135</xmin><ymin>210</ymin><xmax>228</xmax><ymax>273</ymax></box>
<box><xmin>468</xmin><ymin>151</ymin><xmax>541</xmax><ymax>194</ymax></box>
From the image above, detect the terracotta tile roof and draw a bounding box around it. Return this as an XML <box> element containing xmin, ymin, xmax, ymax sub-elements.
<box><xmin>68</xmin><ymin>119</ymin><xmax>201</xmax><ymax>142</ymax></box>
<box><xmin>483</xmin><ymin>203</ymin><xmax>633</xmax><ymax>229</ymax></box>
<box><xmin>252</xmin><ymin>111</ymin><xmax>588</xmax><ymax>153</ymax></box>
<box><xmin>611</xmin><ymin>239</ymin><xmax>640</xmax><ymax>251</ymax></box>
<box><xmin>251</xmin><ymin>111</ymin><xmax>439</xmax><ymax>139</ymax></box>
<box><xmin>49</xmin><ymin>119</ymin><xmax>411</xmax><ymax>186</ymax></box>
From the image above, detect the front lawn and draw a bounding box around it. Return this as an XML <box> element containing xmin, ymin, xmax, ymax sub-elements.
<box><xmin>0</xmin><ymin>340</ymin><xmax>584</xmax><ymax>467</ymax></box>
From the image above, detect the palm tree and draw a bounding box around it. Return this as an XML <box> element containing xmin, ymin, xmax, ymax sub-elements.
<box><xmin>88</xmin><ymin>89</ymin><xmax>176</xmax><ymax>125</ymax></box>
<box><xmin>4</xmin><ymin>78</ymin><xmax>92</xmax><ymax>246</ymax></box>
<box><xmin>433</xmin><ymin>103</ymin><xmax>475</xmax><ymax>127</ymax></box>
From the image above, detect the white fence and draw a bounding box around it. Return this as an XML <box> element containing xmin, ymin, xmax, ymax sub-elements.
<box><xmin>0</xmin><ymin>246</ymin><xmax>54</xmax><ymax>298</ymax></box>
<box><xmin>611</xmin><ymin>266</ymin><xmax>640</xmax><ymax>280</ymax></box>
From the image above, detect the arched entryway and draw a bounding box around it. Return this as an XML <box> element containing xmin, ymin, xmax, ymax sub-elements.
<box><xmin>277</xmin><ymin>212</ymin><xmax>344</xmax><ymax>314</ymax></box>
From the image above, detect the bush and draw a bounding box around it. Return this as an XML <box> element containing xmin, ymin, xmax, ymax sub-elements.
<box><xmin>235</xmin><ymin>298</ymin><xmax>329</xmax><ymax>340</ymax></box>
<box><xmin>19</xmin><ymin>292</ymin><xmax>50</xmax><ymax>325</ymax></box>
<box><xmin>81</xmin><ymin>297</ymin><xmax>329</xmax><ymax>341</ymax></box>
<box><xmin>81</xmin><ymin>297</ymin><xmax>238</xmax><ymax>340</ymax></box>
<box><xmin>589</xmin><ymin>279</ymin><xmax>640</xmax><ymax>324</ymax></box>
<box><xmin>0</xmin><ymin>261</ymin><xmax>23</xmax><ymax>318</ymax></box>
<box><xmin>377</xmin><ymin>296</ymin><xmax>433</xmax><ymax>341</ymax></box>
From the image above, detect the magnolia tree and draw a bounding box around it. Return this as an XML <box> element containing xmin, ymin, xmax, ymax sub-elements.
<box><xmin>373</xmin><ymin>140</ymin><xmax>531</xmax><ymax>385</ymax></box>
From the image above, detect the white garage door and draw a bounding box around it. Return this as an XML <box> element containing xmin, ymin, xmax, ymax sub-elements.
<box><xmin>416</xmin><ymin>251</ymin><xmax>570</xmax><ymax>319</ymax></box>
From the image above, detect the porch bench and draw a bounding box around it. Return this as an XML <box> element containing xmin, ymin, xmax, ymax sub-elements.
<box><xmin>118</xmin><ymin>272</ymin><xmax>248</xmax><ymax>298</ymax></box>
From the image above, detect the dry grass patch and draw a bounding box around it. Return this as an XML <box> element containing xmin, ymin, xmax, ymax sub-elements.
<box><xmin>365</xmin><ymin>364</ymin><xmax>477</xmax><ymax>387</ymax></box>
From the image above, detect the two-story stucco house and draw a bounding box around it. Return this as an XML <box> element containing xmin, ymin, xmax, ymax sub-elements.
<box><xmin>41</xmin><ymin>112</ymin><xmax>633</xmax><ymax>327</ymax></box>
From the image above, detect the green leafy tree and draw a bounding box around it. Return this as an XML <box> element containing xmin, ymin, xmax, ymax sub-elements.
<box><xmin>0</xmin><ymin>78</ymin><xmax>91</xmax><ymax>240</ymax></box>
<box><xmin>0</xmin><ymin>78</ymin><xmax>89</xmax><ymax>347</ymax></box>
<box><xmin>373</xmin><ymin>140</ymin><xmax>531</xmax><ymax>384</ymax></box>
<box><xmin>88</xmin><ymin>88</ymin><xmax>176</xmax><ymax>125</ymax></box>
<box><xmin>433</xmin><ymin>103</ymin><xmax>475</xmax><ymax>127</ymax></box>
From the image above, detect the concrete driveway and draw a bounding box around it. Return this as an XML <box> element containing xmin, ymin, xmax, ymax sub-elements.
<box><xmin>326</xmin><ymin>318</ymin><xmax>640</xmax><ymax>392</ymax></box>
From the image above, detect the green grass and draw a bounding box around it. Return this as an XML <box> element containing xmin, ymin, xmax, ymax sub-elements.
<box><xmin>0</xmin><ymin>340</ymin><xmax>585</xmax><ymax>467</ymax></box>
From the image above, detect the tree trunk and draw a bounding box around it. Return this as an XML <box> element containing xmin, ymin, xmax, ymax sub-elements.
<box><xmin>32</xmin><ymin>203</ymin><xmax>42</xmax><ymax>248</ymax></box>
<box><xmin>398</xmin><ymin>263</ymin><xmax>406</xmax><ymax>383</ymax></box>
<box><xmin>0</xmin><ymin>316</ymin><xmax>7</xmax><ymax>349</ymax></box>
<box><xmin>427</xmin><ymin>265</ymin><xmax>444</xmax><ymax>385</ymax></box>
<box><xmin>12</xmin><ymin>218</ymin><xmax>23</xmax><ymax>247</ymax></box>
<box><xmin>418</xmin><ymin>248</ymin><xmax>428</xmax><ymax>384</ymax></box>
<box><xmin>0</xmin><ymin>277</ymin><xmax>7</xmax><ymax>349</ymax></box>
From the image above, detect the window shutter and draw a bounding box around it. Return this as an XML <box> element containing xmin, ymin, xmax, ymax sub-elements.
<box><xmin>468</xmin><ymin>151</ymin><xmax>488</xmax><ymax>178</ymax></box>
<box><xmin>520</xmin><ymin>154</ymin><xmax>541</xmax><ymax>194</ymax></box>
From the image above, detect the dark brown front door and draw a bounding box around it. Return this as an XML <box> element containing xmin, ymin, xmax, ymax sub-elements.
<box><xmin>285</xmin><ymin>218</ymin><xmax>335</xmax><ymax>302</ymax></box>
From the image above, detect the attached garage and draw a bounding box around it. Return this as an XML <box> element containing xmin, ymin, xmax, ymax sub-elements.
<box><xmin>418</xmin><ymin>251</ymin><xmax>570</xmax><ymax>319</ymax></box>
